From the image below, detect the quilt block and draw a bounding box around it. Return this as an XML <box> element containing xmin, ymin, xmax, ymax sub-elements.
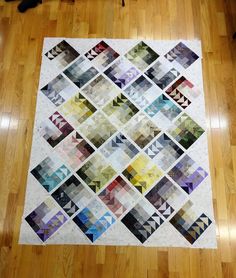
<box><xmin>20</xmin><ymin>39</ymin><xmax>216</xmax><ymax>248</ymax></box>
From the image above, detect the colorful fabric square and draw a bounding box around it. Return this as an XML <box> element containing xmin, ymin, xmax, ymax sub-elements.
<box><xmin>51</xmin><ymin>175</ymin><xmax>93</xmax><ymax>216</ymax></box>
<box><xmin>85</xmin><ymin>40</ymin><xmax>119</xmax><ymax>70</ymax></box>
<box><xmin>64</xmin><ymin>56</ymin><xmax>99</xmax><ymax>88</ymax></box>
<box><xmin>145</xmin><ymin>61</ymin><xmax>180</xmax><ymax>89</ymax></box>
<box><xmin>144</xmin><ymin>94</ymin><xmax>182</xmax><ymax>122</ymax></box>
<box><xmin>55</xmin><ymin>131</ymin><xmax>94</xmax><ymax>170</ymax></box>
<box><xmin>40</xmin><ymin>74</ymin><xmax>77</xmax><ymax>107</ymax></box>
<box><xmin>122</xmin><ymin>154</ymin><xmax>163</xmax><ymax>193</ymax></box>
<box><xmin>165</xmin><ymin>42</ymin><xmax>199</xmax><ymax>69</ymax></box>
<box><xmin>45</xmin><ymin>40</ymin><xmax>79</xmax><ymax>69</ymax></box>
<box><xmin>125</xmin><ymin>41</ymin><xmax>159</xmax><ymax>71</ymax></box>
<box><xmin>73</xmin><ymin>199</ymin><xmax>115</xmax><ymax>242</ymax></box>
<box><xmin>98</xmin><ymin>176</ymin><xmax>139</xmax><ymax>218</ymax></box>
<box><xmin>25</xmin><ymin>198</ymin><xmax>67</xmax><ymax>242</ymax></box>
<box><xmin>166</xmin><ymin>76</ymin><xmax>200</xmax><ymax>108</ymax></box>
<box><xmin>145</xmin><ymin>176</ymin><xmax>186</xmax><ymax>218</ymax></box>
<box><xmin>102</xmin><ymin>93</ymin><xmax>139</xmax><ymax>126</ymax></box>
<box><xmin>124</xmin><ymin>75</ymin><xmax>158</xmax><ymax>108</ymax></box>
<box><xmin>124</xmin><ymin>113</ymin><xmax>161</xmax><ymax>148</ymax></box>
<box><xmin>165</xmin><ymin>77</ymin><xmax>190</xmax><ymax>108</ymax></box>
<box><xmin>104</xmin><ymin>58</ymin><xmax>140</xmax><ymax>88</ymax></box>
<box><xmin>170</xmin><ymin>201</ymin><xmax>212</xmax><ymax>244</ymax></box>
<box><xmin>31</xmin><ymin>155</ymin><xmax>71</xmax><ymax>192</ymax></box>
<box><xmin>168</xmin><ymin>113</ymin><xmax>205</xmax><ymax>149</ymax></box>
<box><xmin>81</xmin><ymin>75</ymin><xmax>120</xmax><ymax>107</ymax></box>
<box><xmin>100</xmin><ymin>132</ymin><xmax>139</xmax><ymax>172</ymax></box>
<box><xmin>39</xmin><ymin>111</ymin><xmax>74</xmax><ymax>147</ymax></box>
<box><xmin>80</xmin><ymin>112</ymin><xmax>117</xmax><ymax>148</ymax></box>
<box><xmin>77</xmin><ymin>153</ymin><xmax>116</xmax><ymax>193</ymax></box>
<box><xmin>168</xmin><ymin>154</ymin><xmax>208</xmax><ymax>194</ymax></box>
<box><xmin>121</xmin><ymin>200</ymin><xmax>164</xmax><ymax>243</ymax></box>
<box><xmin>145</xmin><ymin>133</ymin><xmax>184</xmax><ymax>171</ymax></box>
<box><xmin>59</xmin><ymin>92</ymin><xmax>96</xmax><ymax>127</ymax></box>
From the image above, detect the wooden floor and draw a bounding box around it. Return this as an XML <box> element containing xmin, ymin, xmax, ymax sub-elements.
<box><xmin>0</xmin><ymin>0</ymin><xmax>236</xmax><ymax>277</ymax></box>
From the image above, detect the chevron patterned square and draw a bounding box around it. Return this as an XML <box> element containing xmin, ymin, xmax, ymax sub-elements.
<box><xmin>168</xmin><ymin>113</ymin><xmax>205</xmax><ymax>149</ymax></box>
<box><xmin>64</xmin><ymin>56</ymin><xmax>99</xmax><ymax>88</ymax></box>
<box><xmin>166</xmin><ymin>76</ymin><xmax>200</xmax><ymax>108</ymax></box>
<box><xmin>51</xmin><ymin>175</ymin><xmax>93</xmax><ymax>216</ymax></box>
<box><xmin>102</xmin><ymin>93</ymin><xmax>139</xmax><ymax>126</ymax></box>
<box><xmin>73</xmin><ymin>199</ymin><xmax>115</xmax><ymax>242</ymax></box>
<box><xmin>121</xmin><ymin>199</ymin><xmax>164</xmax><ymax>243</ymax></box>
<box><xmin>145</xmin><ymin>60</ymin><xmax>180</xmax><ymax>89</ymax></box>
<box><xmin>168</xmin><ymin>154</ymin><xmax>208</xmax><ymax>194</ymax></box>
<box><xmin>165</xmin><ymin>42</ymin><xmax>199</xmax><ymax>69</ymax></box>
<box><xmin>98</xmin><ymin>176</ymin><xmax>139</xmax><ymax>218</ymax></box>
<box><xmin>144</xmin><ymin>94</ymin><xmax>182</xmax><ymax>128</ymax></box>
<box><xmin>77</xmin><ymin>153</ymin><xmax>117</xmax><ymax>193</ymax></box>
<box><xmin>45</xmin><ymin>40</ymin><xmax>79</xmax><ymax>69</ymax></box>
<box><xmin>145</xmin><ymin>133</ymin><xmax>184</xmax><ymax>171</ymax></box>
<box><xmin>59</xmin><ymin>92</ymin><xmax>96</xmax><ymax>128</ymax></box>
<box><xmin>39</xmin><ymin>111</ymin><xmax>74</xmax><ymax>147</ymax></box>
<box><xmin>104</xmin><ymin>58</ymin><xmax>140</xmax><ymax>88</ymax></box>
<box><xmin>40</xmin><ymin>74</ymin><xmax>78</xmax><ymax>107</ymax></box>
<box><xmin>125</xmin><ymin>41</ymin><xmax>159</xmax><ymax>71</ymax></box>
<box><xmin>80</xmin><ymin>111</ymin><xmax>117</xmax><ymax>148</ymax></box>
<box><xmin>122</xmin><ymin>154</ymin><xmax>163</xmax><ymax>193</ymax></box>
<box><xmin>124</xmin><ymin>113</ymin><xmax>161</xmax><ymax>148</ymax></box>
<box><xmin>31</xmin><ymin>154</ymin><xmax>71</xmax><ymax>192</ymax></box>
<box><xmin>124</xmin><ymin>75</ymin><xmax>159</xmax><ymax>108</ymax></box>
<box><xmin>81</xmin><ymin>75</ymin><xmax>120</xmax><ymax>107</ymax></box>
<box><xmin>25</xmin><ymin>198</ymin><xmax>67</xmax><ymax>242</ymax></box>
<box><xmin>55</xmin><ymin>131</ymin><xmax>95</xmax><ymax>170</ymax></box>
<box><xmin>85</xmin><ymin>40</ymin><xmax>119</xmax><ymax>70</ymax></box>
<box><xmin>100</xmin><ymin>132</ymin><xmax>139</xmax><ymax>172</ymax></box>
<box><xmin>170</xmin><ymin>201</ymin><xmax>212</xmax><ymax>244</ymax></box>
<box><xmin>145</xmin><ymin>176</ymin><xmax>186</xmax><ymax>218</ymax></box>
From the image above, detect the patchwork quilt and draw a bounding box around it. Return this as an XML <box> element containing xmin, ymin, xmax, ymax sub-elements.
<box><xmin>19</xmin><ymin>39</ymin><xmax>216</xmax><ymax>248</ymax></box>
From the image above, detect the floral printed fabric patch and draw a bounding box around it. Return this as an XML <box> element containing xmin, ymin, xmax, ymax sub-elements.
<box><xmin>20</xmin><ymin>39</ymin><xmax>216</xmax><ymax>248</ymax></box>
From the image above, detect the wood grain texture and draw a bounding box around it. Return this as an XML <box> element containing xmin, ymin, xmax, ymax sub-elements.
<box><xmin>0</xmin><ymin>0</ymin><xmax>236</xmax><ymax>277</ymax></box>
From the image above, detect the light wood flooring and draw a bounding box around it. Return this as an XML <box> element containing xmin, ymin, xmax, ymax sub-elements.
<box><xmin>0</xmin><ymin>0</ymin><xmax>236</xmax><ymax>277</ymax></box>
